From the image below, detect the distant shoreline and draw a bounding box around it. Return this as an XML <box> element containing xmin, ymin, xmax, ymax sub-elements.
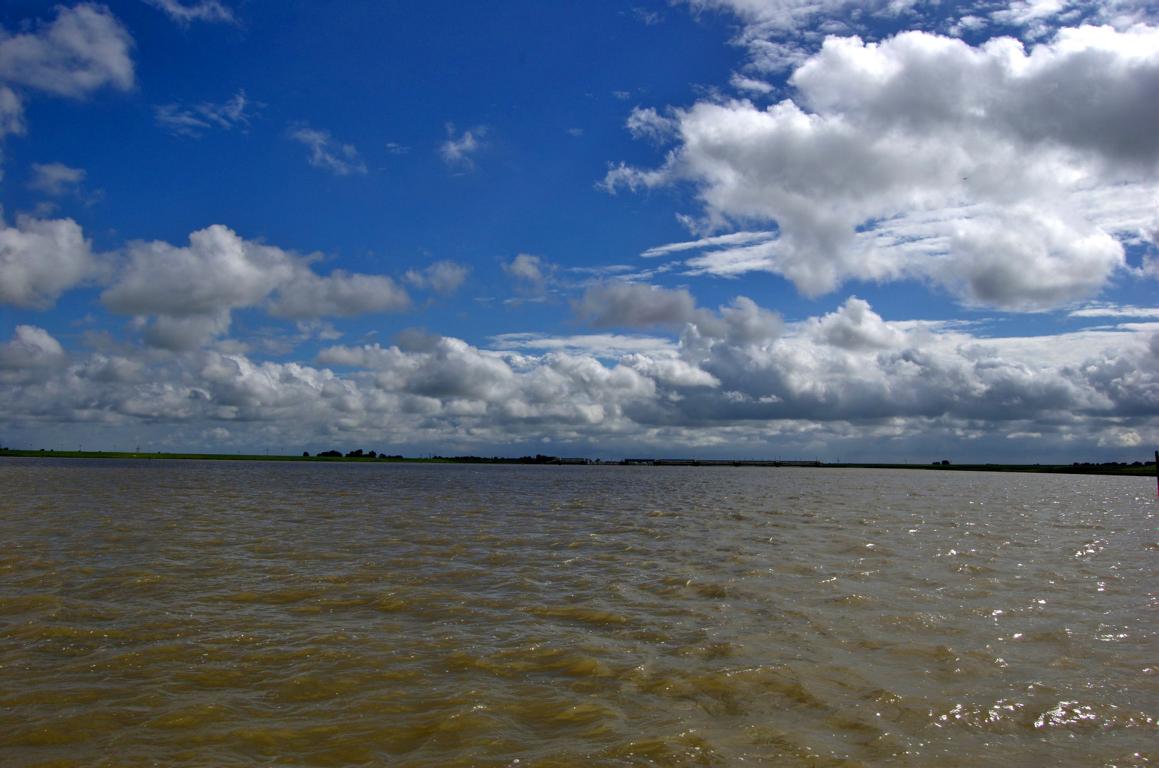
<box><xmin>1</xmin><ymin>448</ymin><xmax>1154</xmax><ymax>477</ymax></box>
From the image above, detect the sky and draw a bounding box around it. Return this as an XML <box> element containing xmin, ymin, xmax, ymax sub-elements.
<box><xmin>0</xmin><ymin>0</ymin><xmax>1157</xmax><ymax>462</ymax></box>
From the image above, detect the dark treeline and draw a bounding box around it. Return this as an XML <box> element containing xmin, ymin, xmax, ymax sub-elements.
<box><xmin>305</xmin><ymin>450</ymin><xmax>573</xmax><ymax>464</ymax></box>
<box><xmin>1</xmin><ymin>447</ymin><xmax>1155</xmax><ymax>475</ymax></box>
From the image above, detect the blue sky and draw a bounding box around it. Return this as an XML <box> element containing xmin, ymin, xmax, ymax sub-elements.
<box><xmin>1</xmin><ymin>0</ymin><xmax>1157</xmax><ymax>461</ymax></box>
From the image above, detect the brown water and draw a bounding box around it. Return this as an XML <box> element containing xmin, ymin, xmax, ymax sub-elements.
<box><xmin>1</xmin><ymin>459</ymin><xmax>1156</xmax><ymax>767</ymax></box>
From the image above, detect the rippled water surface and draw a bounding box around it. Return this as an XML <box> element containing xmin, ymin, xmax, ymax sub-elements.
<box><xmin>1</xmin><ymin>458</ymin><xmax>1157</xmax><ymax>766</ymax></box>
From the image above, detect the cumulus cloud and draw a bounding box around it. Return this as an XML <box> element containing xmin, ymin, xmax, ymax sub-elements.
<box><xmin>610</xmin><ymin>25</ymin><xmax>1159</xmax><ymax>309</ymax></box>
<box><xmin>713</xmin><ymin>295</ymin><xmax>784</xmax><ymax>343</ymax></box>
<box><xmin>268</xmin><ymin>270</ymin><xmax>411</xmax><ymax>319</ymax></box>
<box><xmin>0</xmin><ymin>214</ymin><xmax>96</xmax><ymax>308</ymax></box>
<box><xmin>575</xmin><ymin>282</ymin><xmax>786</xmax><ymax>352</ymax></box>
<box><xmin>0</xmin><ymin>4</ymin><xmax>134</xmax><ymax>98</ymax></box>
<box><xmin>0</xmin><ymin>325</ymin><xmax>66</xmax><ymax>383</ymax></box>
<box><xmin>791</xmin><ymin>25</ymin><xmax>1159</xmax><ymax>168</ymax></box>
<box><xmin>404</xmin><ymin>261</ymin><xmax>470</xmax><ymax>296</ymax></box>
<box><xmin>810</xmin><ymin>296</ymin><xmax>903</xmax><ymax>350</ymax></box>
<box><xmin>103</xmin><ymin>225</ymin><xmax>293</xmax><ymax>318</ymax></box>
<box><xmin>941</xmin><ymin>209</ymin><xmax>1125</xmax><ymax>310</ymax></box>
<box><xmin>102</xmin><ymin>225</ymin><xmax>410</xmax><ymax>349</ymax></box>
<box><xmin>2</xmin><ymin>294</ymin><xmax>1155</xmax><ymax>458</ymax></box>
<box><xmin>575</xmin><ymin>282</ymin><xmax>700</xmax><ymax>329</ymax></box>
<box><xmin>661</xmin><ymin>296</ymin><xmax>1159</xmax><ymax>441</ymax></box>
<box><xmin>155</xmin><ymin>90</ymin><xmax>255</xmax><ymax>138</ymax></box>
<box><xmin>289</xmin><ymin>125</ymin><xmax>367</xmax><ymax>175</ymax></box>
<box><xmin>141</xmin><ymin>312</ymin><xmax>232</xmax><ymax>352</ymax></box>
<box><xmin>143</xmin><ymin>0</ymin><xmax>237</xmax><ymax>25</ymax></box>
<box><xmin>503</xmin><ymin>253</ymin><xmax>554</xmax><ymax>296</ymax></box>
<box><xmin>317</xmin><ymin>335</ymin><xmax>657</xmax><ymax>430</ymax></box>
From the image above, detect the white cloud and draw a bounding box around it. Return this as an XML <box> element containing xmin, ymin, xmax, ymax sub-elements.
<box><xmin>685</xmin><ymin>0</ymin><xmax>923</xmax><ymax>72</ymax></box>
<box><xmin>714</xmin><ymin>295</ymin><xmax>784</xmax><ymax>343</ymax></box>
<box><xmin>489</xmin><ymin>332</ymin><xmax>676</xmax><ymax>358</ymax></box>
<box><xmin>440</xmin><ymin>123</ymin><xmax>486</xmax><ymax>171</ymax></box>
<box><xmin>155</xmin><ymin>90</ymin><xmax>255</xmax><ymax>138</ymax></box>
<box><xmin>0</xmin><ymin>85</ymin><xmax>24</xmax><ymax>139</ymax></box>
<box><xmin>1096</xmin><ymin>426</ymin><xmax>1142</xmax><ymax>447</ymax></box>
<box><xmin>0</xmin><ymin>4</ymin><xmax>134</xmax><ymax>98</ymax></box>
<box><xmin>404</xmin><ymin>261</ymin><xmax>470</xmax><ymax>296</ymax></box>
<box><xmin>575</xmin><ymin>282</ymin><xmax>700</xmax><ymax>329</ymax></box>
<box><xmin>142</xmin><ymin>312</ymin><xmax>232</xmax><ymax>352</ymax></box>
<box><xmin>503</xmin><ymin>253</ymin><xmax>552</xmax><ymax>296</ymax></box>
<box><xmin>102</xmin><ymin>225</ymin><xmax>410</xmax><ymax>349</ymax></box>
<box><xmin>268</xmin><ymin>270</ymin><xmax>411</xmax><ymax>319</ymax></box>
<box><xmin>641</xmin><ymin>230</ymin><xmax>776</xmax><ymax>258</ymax></box>
<box><xmin>993</xmin><ymin>0</ymin><xmax>1071</xmax><ymax>34</ymax></box>
<box><xmin>687</xmin><ymin>0</ymin><xmax>920</xmax><ymax>36</ymax></box>
<box><xmin>791</xmin><ymin>25</ymin><xmax>1159</xmax><ymax>168</ymax></box>
<box><xmin>574</xmin><ymin>283</ymin><xmax>785</xmax><ymax>349</ymax></box>
<box><xmin>143</xmin><ymin>0</ymin><xmax>237</xmax><ymax>25</ymax></box>
<box><xmin>103</xmin><ymin>225</ymin><xmax>294</xmax><ymax>318</ymax></box>
<box><xmin>3</xmin><ymin>294</ymin><xmax>1155</xmax><ymax>458</ymax></box>
<box><xmin>730</xmin><ymin>72</ymin><xmax>775</xmax><ymax>93</ymax></box>
<box><xmin>289</xmin><ymin>125</ymin><xmax>367</xmax><ymax>176</ymax></box>
<box><xmin>28</xmin><ymin>162</ymin><xmax>86</xmax><ymax>196</ymax></box>
<box><xmin>1069</xmin><ymin>304</ymin><xmax>1159</xmax><ymax>319</ymax></box>
<box><xmin>810</xmin><ymin>296</ymin><xmax>904</xmax><ymax>350</ymax></box>
<box><xmin>0</xmin><ymin>214</ymin><xmax>96</xmax><ymax>308</ymax></box>
<box><xmin>0</xmin><ymin>325</ymin><xmax>66</xmax><ymax>383</ymax></box>
<box><xmin>685</xmin><ymin>0</ymin><xmax>1158</xmax><ymax>71</ymax></box>
<box><xmin>625</xmin><ymin>107</ymin><xmax>678</xmax><ymax>143</ymax></box>
<box><xmin>0</xmin><ymin>4</ymin><xmax>132</xmax><ymax>159</ymax></box>
<box><xmin>992</xmin><ymin>0</ymin><xmax>1156</xmax><ymax>37</ymax></box>
<box><xmin>608</xmin><ymin>25</ymin><xmax>1159</xmax><ymax>309</ymax></box>
<box><xmin>941</xmin><ymin>209</ymin><xmax>1124</xmax><ymax>310</ymax></box>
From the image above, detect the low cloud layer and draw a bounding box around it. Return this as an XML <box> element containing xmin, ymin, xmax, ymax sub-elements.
<box><xmin>3</xmin><ymin>288</ymin><xmax>1154</xmax><ymax>458</ymax></box>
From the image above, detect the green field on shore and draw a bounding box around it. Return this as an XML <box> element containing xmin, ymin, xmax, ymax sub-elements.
<box><xmin>1</xmin><ymin>448</ymin><xmax>1154</xmax><ymax>476</ymax></box>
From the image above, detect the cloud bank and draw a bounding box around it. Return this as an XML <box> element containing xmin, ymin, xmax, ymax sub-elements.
<box><xmin>3</xmin><ymin>286</ymin><xmax>1155</xmax><ymax>457</ymax></box>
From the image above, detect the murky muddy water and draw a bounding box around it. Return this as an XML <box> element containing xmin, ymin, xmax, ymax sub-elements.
<box><xmin>1</xmin><ymin>458</ymin><xmax>1156</xmax><ymax>766</ymax></box>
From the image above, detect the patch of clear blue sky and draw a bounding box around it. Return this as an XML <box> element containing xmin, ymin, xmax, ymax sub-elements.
<box><xmin>2</xmin><ymin>0</ymin><xmax>765</xmax><ymax>344</ymax></box>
